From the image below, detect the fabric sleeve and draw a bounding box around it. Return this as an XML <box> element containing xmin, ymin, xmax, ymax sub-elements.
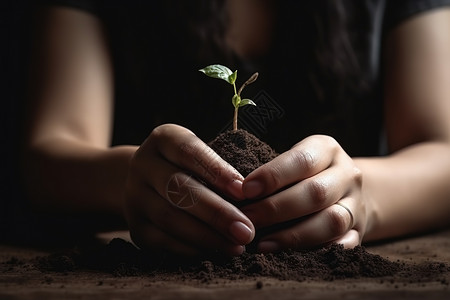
<box><xmin>385</xmin><ymin>0</ymin><xmax>450</xmax><ymax>30</ymax></box>
<box><xmin>39</xmin><ymin>0</ymin><xmax>101</xmax><ymax>15</ymax></box>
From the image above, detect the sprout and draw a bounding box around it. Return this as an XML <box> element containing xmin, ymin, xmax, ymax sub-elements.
<box><xmin>199</xmin><ymin>64</ymin><xmax>258</xmax><ymax>132</ymax></box>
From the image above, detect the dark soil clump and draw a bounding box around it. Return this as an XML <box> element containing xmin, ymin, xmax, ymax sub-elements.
<box><xmin>11</xmin><ymin>130</ymin><xmax>448</xmax><ymax>288</ymax></box>
<box><xmin>208</xmin><ymin>129</ymin><xmax>278</xmax><ymax>177</ymax></box>
<box><xmin>30</xmin><ymin>238</ymin><xmax>450</xmax><ymax>285</ymax></box>
<box><xmin>34</xmin><ymin>238</ymin><xmax>401</xmax><ymax>281</ymax></box>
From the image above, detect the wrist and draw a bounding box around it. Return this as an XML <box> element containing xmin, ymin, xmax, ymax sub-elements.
<box><xmin>353</xmin><ymin>158</ymin><xmax>380</xmax><ymax>242</ymax></box>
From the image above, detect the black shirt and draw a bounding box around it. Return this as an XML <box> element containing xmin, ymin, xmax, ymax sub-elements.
<box><xmin>3</xmin><ymin>0</ymin><xmax>449</xmax><ymax>244</ymax></box>
<box><xmin>40</xmin><ymin>0</ymin><xmax>450</xmax><ymax>155</ymax></box>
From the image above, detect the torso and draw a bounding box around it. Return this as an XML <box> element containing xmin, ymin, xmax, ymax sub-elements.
<box><xmin>225</xmin><ymin>0</ymin><xmax>276</xmax><ymax>59</ymax></box>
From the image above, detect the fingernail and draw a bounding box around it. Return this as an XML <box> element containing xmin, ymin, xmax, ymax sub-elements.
<box><xmin>258</xmin><ymin>241</ymin><xmax>280</xmax><ymax>253</ymax></box>
<box><xmin>243</xmin><ymin>180</ymin><xmax>264</xmax><ymax>198</ymax></box>
<box><xmin>229</xmin><ymin>221</ymin><xmax>254</xmax><ymax>245</ymax></box>
<box><xmin>227</xmin><ymin>179</ymin><xmax>245</xmax><ymax>200</ymax></box>
<box><xmin>229</xmin><ymin>245</ymin><xmax>246</xmax><ymax>256</ymax></box>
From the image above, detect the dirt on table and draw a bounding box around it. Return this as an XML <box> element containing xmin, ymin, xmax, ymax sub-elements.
<box><xmin>1</xmin><ymin>236</ymin><xmax>449</xmax><ymax>290</ymax></box>
<box><xmin>32</xmin><ymin>238</ymin><xmax>395</xmax><ymax>279</ymax></box>
<box><xmin>15</xmin><ymin>130</ymin><xmax>448</xmax><ymax>287</ymax></box>
<box><xmin>1</xmin><ymin>130</ymin><xmax>449</xmax><ymax>299</ymax></box>
<box><xmin>1</xmin><ymin>230</ymin><xmax>450</xmax><ymax>300</ymax></box>
<box><xmin>29</xmin><ymin>237</ymin><xmax>445</xmax><ymax>283</ymax></box>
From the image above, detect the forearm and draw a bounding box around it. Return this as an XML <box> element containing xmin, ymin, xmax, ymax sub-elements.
<box><xmin>356</xmin><ymin>141</ymin><xmax>450</xmax><ymax>242</ymax></box>
<box><xmin>22</xmin><ymin>137</ymin><xmax>137</xmax><ymax>220</ymax></box>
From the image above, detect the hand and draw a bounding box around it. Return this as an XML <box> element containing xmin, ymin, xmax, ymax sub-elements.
<box><xmin>124</xmin><ymin>124</ymin><xmax>255</xmax><ymax>256</ymax></box>
<box><xmin>240</xmin><ymin>135</ymin><xmax>366</xmax><ymax>252</ymax></box>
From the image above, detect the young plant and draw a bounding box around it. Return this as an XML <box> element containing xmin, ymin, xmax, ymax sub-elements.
<box><xmin>199</xmin><ymin>64</ymin><xmax>258</xmax><ymax>132</ymax></box>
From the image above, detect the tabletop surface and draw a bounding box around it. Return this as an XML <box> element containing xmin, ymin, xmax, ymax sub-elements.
<box><xmin>1</xmin><ymin>229</ymin><xmax>450</xmax><ymax>300</ymax></box>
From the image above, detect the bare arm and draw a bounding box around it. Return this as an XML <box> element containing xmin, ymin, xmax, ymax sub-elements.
<box><xmin>22</xmin><ymin>7</ymin><xmax>255</xmax><ymax>254</ymax></box>
<box><xmin>238</xmin><ymin>8</ymin><xmax>450</xmax><ymax>252</ymax></box>
<box><xmin>358</xmin><ymin>8</ymin><xmax>450</xmax><ymax>240</ymax></box>
<box><xmin>23</xmin><ymin>7</ymin><xmax>135</xmax><ymax>218</ymax></box>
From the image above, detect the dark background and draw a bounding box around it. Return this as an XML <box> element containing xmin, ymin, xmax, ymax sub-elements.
<box><xmin>0</xmin><ymin>0</ymin><xmax>33</xmax><ymax>242</ymax></box>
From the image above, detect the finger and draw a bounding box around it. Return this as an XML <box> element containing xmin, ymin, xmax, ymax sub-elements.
<box><xmin>333</xmin><ymin>229</ymin><xmax>360</xmax><ymax>248</ymax></box>
<box><xmin>131</xmin><ymin>217</ymin><xmax>245</xmax><ymax>257</ymax></box>
<box><xmin>241</xmin><ymin>165</ymin><xmax>355</xmax><ymax>228</ymax></box>
<box><xmin>127</xmin><ymin>184</ymin><xmax>246</xmax><ymax>256</ymax></box>
<box><xmin>130</xmin><ymin>153</ymin><xmax>255</xmax><ymax>245</ymax></box>
<box><xmin>256</xmin><ymin>200</ymin><xmax>355</xmax><ymax>252</ymax></box>
<box><xmin>148</xmin><ymin>124</ymin><xmax>245</xmax><ymax>200</ymax></box>
<box><xmin>166</xmin><ymin>172</ymin><xmax>254</xmax><ymax>245</ymax></box>
<box><xmin>242</xmin><ymin>135</ymin><xmax>340</xmax><ymax>199</ymax></box>
<box><xmin>129</xmin><ymin>220</ymin><xmax>199</xmax><ymax>256</ymax></box>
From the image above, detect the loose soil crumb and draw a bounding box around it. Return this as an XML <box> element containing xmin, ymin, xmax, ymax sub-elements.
<box><xmin>28</xmin><ymin>238</ymin><xmax>449</xmax><ymax>285</ymax></box>
<box><xmin>3</xmin><ymin>130</ymin><xmax>448</xmax><ymax>291</ymax></box>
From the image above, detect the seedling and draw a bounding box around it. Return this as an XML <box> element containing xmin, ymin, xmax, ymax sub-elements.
<box><xmin>199</xmin><ymin>64</ymin><xmax>258</xmax><ymax>132</ymax></box>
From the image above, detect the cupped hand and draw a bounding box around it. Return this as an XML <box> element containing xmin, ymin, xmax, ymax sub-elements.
<box><xmin>240</xmin><ymin>135</ymin><xmax>367</xmax><ymax>252</ymax></box>
<box><xmin>124</xmin><ymin>124</ymin><xmax>255</xmax><ymax>256</ymax></box>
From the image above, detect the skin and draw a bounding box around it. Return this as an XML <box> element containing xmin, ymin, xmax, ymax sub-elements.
<box><xmin>240</xmin><ymin>8</ymin><xmax>450</xmax><ymax>251</ymax></box>
<box><xmin>25</xmin><ymin>7</ymin><xmax>255</xmax><ymax>256</ymax></box>
<box><xmin>23</xmin><ymin>4</ymin><xmax>450</xmax><ymax>256</ymax></box>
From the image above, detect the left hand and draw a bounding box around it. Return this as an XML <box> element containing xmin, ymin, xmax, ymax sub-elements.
<box><xmin>240</xmin><ymin>135</ymin><xmax>367</xmax><ymax>252</ymax></box>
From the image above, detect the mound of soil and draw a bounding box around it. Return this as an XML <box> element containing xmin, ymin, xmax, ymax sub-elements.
<box><xmin>6</xmin><ymin>130</ymin><xmax>448</xmax><ymax>289</ymax></box>
<box><xmin>208</xmin><ymin>129</ymin><xmax>278</xmax><ymax>177</ymax></box>
<box><xmin>35</xmin><ymin>238</ymin><xmax>396</xmax><ymax>280</ymax></box>
<box><xmin>31</xmin><ymin>237</ymin><xmax>449</xmax><ymax>286</ymax></box>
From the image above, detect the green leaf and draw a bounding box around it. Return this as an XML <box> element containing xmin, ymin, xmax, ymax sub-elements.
<box><xmin>198</xmin><ymin>64</ymin><xmax>234</xmax><ymax>84</ymax></box>
<box><xmin>239</xmin><ymin>99</ymin><xmax>256</xmax><ymax>107</ymax></box>
<box><xmin>232</xmin><ymin>94</ymin><xmax>241</xmax><ymax>108</ymax></box>
<box><xmin>228</xmin><ymin>70</ymin><xmax>237</xmax><ymax>85</ymax></box>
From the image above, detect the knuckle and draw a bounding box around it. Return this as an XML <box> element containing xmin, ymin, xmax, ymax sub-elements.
<box><xmin>327</xmin><ymin>208</ymin><xmax>349</xmax><ymax>236</ymax></box>
<box><xmin>287</xmin><ymin>231</ymin><xmax>304</xmax><ymax>249</ymax></box>
<box><xmin>316</xmin><ymin>135</ymin><xmax>340</xmax><ymax>156</ymax></box>
<box><xmin>320</xmin><ymin>135</ymin><xmax>339</xmax><ymax>148</ymax></box>
<box><xmin>147</xmin><ymin>124</ymin><xmax>183</xmax><ymax>146</ymax></box>
<box><xmin>262</xmin><ymin>197</ymin><xmax>281</xmax><ymax>217</ymax></box>
<box><xmin>265</xmin><ymin>163</ymin><xmax>283</xmax><ymax>189</ymax></box>
<box><xmin>292</xmin><ymin>148</ymin><xmax>316</xmax><ymax>172</ymax></box>
<box><xmin>208</xmin><ymin>202</ymin><xmax>228</xmax><ymax>229</ymax></box>
<box><xmin>352</xmin><ymin>166</ymin><xmax>363</xmax><ymax>186</ymax></box>
<box><xmin>306</xmin><ymin>179</ymin><xmax>328</xmax><ymax>207</ymax></box>
<box><xmin>148</xmin><ymin>124</ymin><xmax>168</xmax><ymax>141</ymax></box>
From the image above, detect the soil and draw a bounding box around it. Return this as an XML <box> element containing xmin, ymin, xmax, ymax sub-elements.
<box><xmin>27</xmin><ymin>238</ymin><xmax>448</xmax><ymax>283</ymax></box>
<box><xmin>1</xmin><ymin>234</ymin><xmax>449</xmax><ymax>295</ymax></box>
<box><xmin>19</xmin><ymin>130</ymin><xmax>446</xmax><ymax>284</ymax></box>
<box><xmin>208</xmin><ymin>129</ymin><xmax>278</xmax><ymax>177</ymax></box>
<box><xmin>2</xmin><ymin>129</ymin><xmax>449</xmax><ymax>299</ymax></box>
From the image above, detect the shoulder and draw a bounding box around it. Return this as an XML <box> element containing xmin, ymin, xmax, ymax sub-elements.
<box><xmin>384</xmin><ymin>0</ymin><xmax>450</xmax><ymax>30</ymax></box>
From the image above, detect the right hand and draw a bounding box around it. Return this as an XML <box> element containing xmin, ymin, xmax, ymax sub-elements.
<box><xmin>124</xmin><ymin>124</ymin><xmax>255</xmax><ymax>256</ymax></box>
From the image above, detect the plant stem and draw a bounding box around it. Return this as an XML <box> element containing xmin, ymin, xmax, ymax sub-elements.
<box><xmin>237</xmin><ymin>72</ymin><xmax>259</xmax><ymax>96</ymax></box>
<box><xmin>233</xmin><ymin>107</ymin><xmax>238</xmax><ymax>132</ymax></box>
<box><xmin>232</xmin><ymin>82</ymin><xmax>238</xmax><ymax>131</ymax></box>
<box><xmin>232</xmin><ymin>72</ymin><xmax>258</xmax><ymax>132</ymax></box>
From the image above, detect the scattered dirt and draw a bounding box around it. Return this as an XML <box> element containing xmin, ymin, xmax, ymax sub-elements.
<box><xmin>34</xmin><ymin>239</ymin><xmax>399</xmax><ymax>281</ymax></box>
<box><xmin>206</xmin><ymin>130</ymin><xmax>450</xmax><ymax>286</ymax></box>
<box><xmin>16</xmin><ymin>129</ymin><xmax>443</xmax><ymax>286</ymax></box>
<box><xmin>1</xmin><ymin>130</ymin><xmax>449</xmax><ymax>299</ymax></box>
<box><xmin>2</xmin><ymin>237</ymin><xmax>448</xmax><ymax>287</ymax></box>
